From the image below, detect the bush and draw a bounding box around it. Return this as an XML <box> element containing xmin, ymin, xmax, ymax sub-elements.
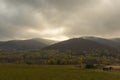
<box><xmin>85</xmin><ymin>64</ymin><xmax>97</xmax><ymax>69</ymax></box>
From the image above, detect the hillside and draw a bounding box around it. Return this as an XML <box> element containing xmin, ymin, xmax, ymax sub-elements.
<box><xmin>111</xmin><ymin>38</ymin><xmax>120</xmax><ymax>43</ymax></box>
<box><xmin>44</xmin><ymin>37</ymin><xmax>120</xmax><ymax>54</ymax></box>
<box><xmin>0</xmin><ymin>38</ymin><xmax>57</xmax><ymax>51</ymax></box>
<box><xmin>83</xmin><ymin>37</ymin><xmax>120</xmax><ymax>48</ymax></box>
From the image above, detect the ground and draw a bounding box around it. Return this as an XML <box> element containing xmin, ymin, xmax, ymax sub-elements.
<box><xmin>0</xmin><ymin>64</ymin><xmax>119</xmax><ymax>80</ymax></box>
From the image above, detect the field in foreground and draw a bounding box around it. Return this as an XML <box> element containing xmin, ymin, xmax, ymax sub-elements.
<box><xmin>0</xmin><ymin>65</ymin><xmax>120</xmax><ymax>80</ymax></box>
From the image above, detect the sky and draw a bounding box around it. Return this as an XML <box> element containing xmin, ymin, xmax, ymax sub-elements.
<box><xmin>0</xmin><ymin>0</ymin><xmax>120</xmax><ymax>41</ymax></box>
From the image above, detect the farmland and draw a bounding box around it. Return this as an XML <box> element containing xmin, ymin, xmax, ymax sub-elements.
<box><xmin>0</xmin><ymin>64</ymin><xmax>119</xmax><ymax>80</ymax></box>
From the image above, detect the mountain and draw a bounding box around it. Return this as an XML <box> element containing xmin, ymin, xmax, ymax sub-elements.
<box><xmin>83</xmin><ymin>36</ymin><xmax>120</xmax><ymax>48</ymax></box>
<box><xmin>111</xmin><ymin>38</ymin><xmax>120</xmax><ymax>43</ymax></box>
<box><xmin>28</xmin><ymin>38</ymin><xmax>57</xmax><ymax>45</ymax></box>
<box><xmin>0</xmin><ymin>38</ymin><xmax>57</xmax><ymax>51</ymax></box>
<box><xmin>44</xmin><ymin>37</ymin><xmax>118</xmax><ymax>53</ymax></box>
<box><xmin>0</xmin><ymin>36</ymin><xmax>120</xmax><ymax>53</ymax></box>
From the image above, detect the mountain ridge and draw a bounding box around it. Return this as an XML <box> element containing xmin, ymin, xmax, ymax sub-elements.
<box><xmin>44</xmin><ymin>36</ymin><xmax>120</xmax><ymax>54</ymax></box>
<box><xmin>0</xmin><ymin>36</ymin><xmax>120</xmax><ymax>52</ymax></box>
<box><xmin>0</xmin><ymin>38</ymin><xmax>57</xmax><ymax>51</ymax></box>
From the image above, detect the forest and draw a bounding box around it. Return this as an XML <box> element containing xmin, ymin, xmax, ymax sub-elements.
<box><xmin>0</xmin><ymin>49</ymin><xmax>119</xmax><ymax>69</ymax></box>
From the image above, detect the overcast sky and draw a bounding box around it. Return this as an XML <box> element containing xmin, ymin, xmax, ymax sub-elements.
<box><xmin>0</xmin><ymin>0</ymin><xmax>120</xmax><ymax>41</ymax></box>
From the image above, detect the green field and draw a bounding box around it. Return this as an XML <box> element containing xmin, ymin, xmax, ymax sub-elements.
<box><xmin>0</xmin><ymin>64</ymin><xmax>120</xmax><ymax>80</ymax></box>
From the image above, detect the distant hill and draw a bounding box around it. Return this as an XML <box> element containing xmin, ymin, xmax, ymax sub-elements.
<box><xmin>111</xmin><ymin>38</ymin><xmax>120</xmax><ymax>43</ymax></box>
<box><xmin>0</xmin><ymin>37</ymin><xmax>120</xmax><ymax>53</ymax></box>
<box><xmin>83</xmin><ymin>37</ymin><xmax>120</xmax><ymax>48</ymax></box>
<box><xmin>44</xmin><ymin>37</ymin><xmax>120</xmax><ymax>54</ymax></box>
<box><xmin>0</xmin><ymin>38</ymin><xmax>57</xmax><ymax>51</ymax></box>
<box><xmin>28</xmin><ymin>38</ymin><xmax>57</xmax><ymax>45</ymax></box>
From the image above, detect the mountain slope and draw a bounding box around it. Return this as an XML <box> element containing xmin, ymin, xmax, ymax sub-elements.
<box><xmin>0</xmin><ymin>38</ymin><xmax>57</xmax><ymax>51</ymax></box>
<box><xmin>29</xmin><ymin>38</ymin><xmax>57</xmax><ymax>45</ymax></box>
<box><xmin>111</xmin><ymin>38</ymin><xmax>120</xmax><ymax>43</ymax></box>
<box><xmin>44</xmin><ymin>37</ymin><xmax>117</xmax><ymax>52</ymax></box>
<box><xmin>83</xmin><ymin>37</ymin><xmax>120</xmax><ymax>48</ymax></box>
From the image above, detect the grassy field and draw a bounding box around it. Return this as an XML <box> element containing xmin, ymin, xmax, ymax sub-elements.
<box><xmin>0</xmin><ymin>64</ymin><xmax>119</xmax><ymax>80</ymax></box>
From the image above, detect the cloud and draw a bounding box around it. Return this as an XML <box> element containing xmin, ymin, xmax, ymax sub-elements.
<box><xmin>0</xmin><ymin>0</ymin><xmax>120</xmax><ymax>41</ymax></box>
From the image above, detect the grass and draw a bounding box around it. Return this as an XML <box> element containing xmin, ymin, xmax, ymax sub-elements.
<box><xmin>0</xmin><ymin>64</ymin><xmax>119</xmax><ymax>80</ymax></box>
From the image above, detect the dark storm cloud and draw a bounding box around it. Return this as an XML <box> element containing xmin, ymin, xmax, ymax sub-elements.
<box><xmin>0</xmin><ymin>0</ymin><xmax>120</xmax><ymax>41</ymax></box>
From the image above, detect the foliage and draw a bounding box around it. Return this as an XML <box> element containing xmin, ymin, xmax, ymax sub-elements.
<box><xmin>0</xmin><ymin>50</ymin><xmax>119</xmax><ymax>68</ymax></box>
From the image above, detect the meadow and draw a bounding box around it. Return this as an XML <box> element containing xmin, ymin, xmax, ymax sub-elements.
<box><xmin>0</xmin><ymin>64</ymin><xmax>119</xmax><ymax>80</ymax></box>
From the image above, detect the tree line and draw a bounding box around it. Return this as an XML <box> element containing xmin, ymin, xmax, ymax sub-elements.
<box><xmin>0</xmin><ymin>50</ymin><xmax>119</xmax><ymax>68</ymax></box>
